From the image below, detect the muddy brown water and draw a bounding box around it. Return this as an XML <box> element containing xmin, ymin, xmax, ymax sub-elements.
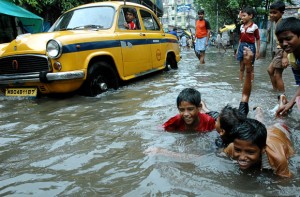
<box><xmin>0</xmin><ymin>47</ymin><xmax>299</xmax><ymax>196</ymax></box>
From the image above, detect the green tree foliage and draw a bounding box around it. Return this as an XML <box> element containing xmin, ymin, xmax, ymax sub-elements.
<box><xmin>194</xmin><ymin>0</ymin><xmax>295</xmax><ymax>32</ymax></box>
<box><xmin>10</xmin><ymin>0</ymin><xmax>102</xmax><ymax>23</ymax></box>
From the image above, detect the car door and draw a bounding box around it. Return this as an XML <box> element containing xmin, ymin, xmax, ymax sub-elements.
<box><xmin>116</xmin><ymin>7</ymin><xmax>152</xmax><ymax>78</ymax></box>
<box><xmin>140</xmin><ymin>9</ymin><xmax>163</xmax><ymax>69</ymax></box>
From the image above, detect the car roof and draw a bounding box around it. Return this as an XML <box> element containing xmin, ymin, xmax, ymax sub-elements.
<box><xmin>68</xmin><ymin>1</ymin><xmax>151</xmax><ymax>12</ymax></box>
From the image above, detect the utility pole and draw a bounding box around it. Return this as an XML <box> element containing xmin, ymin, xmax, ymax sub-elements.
<box><xmin>216</xmin><ymin>3</ymin><xmax>218</xmax><ymax>33</ymax></box>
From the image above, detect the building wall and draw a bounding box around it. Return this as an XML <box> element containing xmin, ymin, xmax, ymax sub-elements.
<box><xmin>162</xmin><ymin>0</ymin><xmax>196</xmax><ymax>34</ymax></box>
<box><xmin>284</xmin><ymin>0</ymin><xmax>300</xmax><ymax>18</ymax></box>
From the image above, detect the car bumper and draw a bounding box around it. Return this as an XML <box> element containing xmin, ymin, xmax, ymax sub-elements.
<box><xmin>0</xmin><ymin>70</ymin><xmax>85</xmax><ymax>85</ymax></box>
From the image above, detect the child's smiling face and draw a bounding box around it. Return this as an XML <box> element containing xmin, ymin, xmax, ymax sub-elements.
<box><xmin>269</xmin><ymin>9</ymin><xmax>283</xmax><ymax>22</ymax></box>
<box><xmin>277</xmin><ymin>31</ymin><xmax>300</xmax><ymax>54</ymax></box>
<box><xmin>233</xmin><ymin>139</ymin><xmax>263</xmax><ymax>170</ymax></box>
<box><xmin>241</xmin><ymin>12</ymin><xmax>253</xmax><ymax>24</ymax></box>
<box><xmin>178</xmin><ymin>101</ymin><xmax>200</xmax><ymax>126</ymax></box>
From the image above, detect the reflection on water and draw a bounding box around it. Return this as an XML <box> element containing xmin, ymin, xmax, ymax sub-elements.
<box><xmin>0</xmin><ymin>48</ymin><xmax>299</xmax><ymax>196</ymax></box>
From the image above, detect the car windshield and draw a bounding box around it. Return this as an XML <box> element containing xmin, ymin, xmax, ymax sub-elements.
<box><xmin>49</xmin><ymin>6</ymin><xmax>115</xmax><ymax>31</ymax></box>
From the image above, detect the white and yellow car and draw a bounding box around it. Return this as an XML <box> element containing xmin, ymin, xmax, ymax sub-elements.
<box><xmin>0</xmin><ymin>1</ymin><xmax>180</xmax><ymax>97</ymax></box>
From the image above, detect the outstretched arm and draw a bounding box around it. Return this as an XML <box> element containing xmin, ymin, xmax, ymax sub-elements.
<box><xmin>276</xmin><ymin>86</ymin><xmax>300</xmax><ymax>117</ymax></box>
<box><xmin>241</xmin><ymin>47</ymin><xmax>253</xmax><ymax>103</ymax></box>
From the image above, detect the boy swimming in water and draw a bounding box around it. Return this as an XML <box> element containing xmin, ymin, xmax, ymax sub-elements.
<box><xmin>224</xmin><ymin>114</ymin><xmax>294</xmax><ymax>178</ymax></box>
<box><xmin>163</xmin><ymin>88</ymin><xmax>216</xmax><ymax>133</ymax></box>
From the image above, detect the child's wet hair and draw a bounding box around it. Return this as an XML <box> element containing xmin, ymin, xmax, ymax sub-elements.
<box><xmin>275</xmin><ymin>17</ymin><xmax>300</xmax><ymax>37</ymax></box>
<box><xmin>219</xmin><ymin>105</ymin><xmax>247</xmax><ymax>145</ymax></box>
<box><xmin>242</xmin><ymin>5</ymin><xmax>256</xmax><ymax>18</ymax></box>
<box><xmin>177</xmin><ymin>88</ymin><xmax>201</xmax><ymax>108</ymax></box>
<box><xmin>270</xmin><ymin>1</ymin><xmax>285</xmax><ymax>13</ymax></box>
<box><xmin>231</xmin><ymin>118</ymin><xmax>267</xmax><ymax>150</ymax></box>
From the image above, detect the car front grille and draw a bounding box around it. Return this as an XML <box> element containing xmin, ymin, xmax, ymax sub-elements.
<box><xmin>0</xmin><ymin>55</ymin><xmax>51</xmax><ymax>74</ymax></box>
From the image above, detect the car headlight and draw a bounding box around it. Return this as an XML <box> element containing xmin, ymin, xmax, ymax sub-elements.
<box><xmin>46</xmin><ymin>39</ymin><xmax>62</xmax><ymax>59</ymax></box>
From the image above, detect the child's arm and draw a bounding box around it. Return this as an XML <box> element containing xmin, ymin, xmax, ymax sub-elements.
<box><xmin>276</xmin><ymin>86</ymin><xmax>300</xmax><ymax>117</ymax></box>
<box><xmin>255</xmin><ymin>39</ymin><xmax>260</xmax><ymax>59</ymax></box>
<box><xmin>124</xmin><ymin>22</ymin><xmax>129</xmax><ymax>29</ymax></box>
<box><xmin>241</xmin><ymin>46</ymin><xmax>253</xmax><ymax>103</ymax></box>
<box><xmin>282</xmin><ymin>51</ymin><xmax>289</xmax><ymax>68</ymax></box>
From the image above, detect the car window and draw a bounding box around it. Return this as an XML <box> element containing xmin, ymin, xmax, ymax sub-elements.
<box><xmin>118</xmin><ymin>7</ymin><xmax>140</xmax><ymax>30</ymax></box>
<box><xmin>49</xmin><ymin>6</ymin><xmax>115</xmax><ymax>31</ymax></box>
<box><xmin>118</xmin><ymin>9</ymin><xmax>126</xmax><ymax>30</ymax></box>
<box><xmin>140</xmin><ymin>10</ymin><xmax>160</xmax><ymax>31</ymax></box>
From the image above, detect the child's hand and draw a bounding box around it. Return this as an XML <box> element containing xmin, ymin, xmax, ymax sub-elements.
<box><xmin>255</xmin><ymin>51</ymin><xmax>260</xmax><ymax>60</ymax></box>
<box><xmin>243</xmin><ymin>46</ymin><xmax>253</xmax><ymax>65</ymax></box>
<box><xmin>282</xmin><ymin>57</ymin><xmax>289</xmax><ymax>68</ymax></box>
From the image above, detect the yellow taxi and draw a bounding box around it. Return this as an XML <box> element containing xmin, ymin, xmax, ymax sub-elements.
<box><xmin>0</xmin><ymin>1</ymin><xmax>180</xmax><ymax>97</ymax></box>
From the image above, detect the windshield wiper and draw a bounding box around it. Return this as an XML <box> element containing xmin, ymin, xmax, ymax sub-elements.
<box><xmin>58</xmin><ymin>25</ymin><xmax>104</xmax><ymax>31</ymax></box>
<box><xmin>82</xmin><ymin>25</ymin><xmax>104</xmax><ymax>29</ymax></box>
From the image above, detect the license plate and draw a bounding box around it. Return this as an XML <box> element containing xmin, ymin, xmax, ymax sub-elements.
<box><xmin>5</xmin><ymin>88</ymin><xmax>37</xmax><ymax>97</ymax></box>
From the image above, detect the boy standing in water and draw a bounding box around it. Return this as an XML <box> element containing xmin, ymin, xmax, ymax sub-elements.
<box><xmin>195</xmin><ymin>9</ymin><xmax>211</xmax><ymax>64</ymax></box>
<box><xmin>163</xmin><ymin>88</ymin><xmax>215</xmax><ymax>133</ymax></box>
<box><xmin>275</xmin><ymin>17</ymin><xmax>300</xmax><ymax>116</ymax></box>
<box><xmin>267</xmin><ymin>1</ymin><xmax>288</xmax><ymax>93</ymax></box>
<box><xmin>236</xmin><ymin>6</ymin><xmax>260</xmax><ymax>81</ymax></box>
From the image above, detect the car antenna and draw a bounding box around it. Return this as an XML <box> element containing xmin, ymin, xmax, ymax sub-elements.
<box><xmin>124</xmin><ymin>0</ymin><xmax>126</xmax><ymax>5</ymax></box>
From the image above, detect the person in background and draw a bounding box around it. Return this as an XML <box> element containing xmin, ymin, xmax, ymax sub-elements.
<box><xmin>169</xmin><ymin>27</ymin><xmax>178</xmax><ymax>40</ymax></box>
<box><xmin>181</xmin><ymin>35</ymin><xmax>187</xmax><ymax>51</ymax></box>
<box><xmin>195</xmin><ymin>9</ymin><xmax>211</xmax><ymax>64</ymax></box>
<box><xmin>187</xmin><ymin>37</ymin><xmax>193</xmax><ymax>50</ymax></box>
<box><xmin>216</xmin><ymin>32</ymin><xmax>226</xmax><ymax>53</ymax></box>
<box><xmin>124</xmin><ymin>8</ymin><xmax>137</xmax><ymax>30</ymax></box>
<box><xmin>267</xmin><ymin>1</ymin><xmax>288</xmax><ymax>93</ymax></box>
<box><xmin>275</xmin><ymin>17</ymin><xmax>300</xmax><ymax>117</ymax></box>
<box><xmin>236</xmin><ymin>6</ymin><xmax>260</xmax><ymax>82</ymax></box>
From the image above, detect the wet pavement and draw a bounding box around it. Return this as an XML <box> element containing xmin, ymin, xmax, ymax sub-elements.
<box><xmin>0</xmin><ymin>46</ymin><xmax>299</xmax><ymax>196</ymax></box>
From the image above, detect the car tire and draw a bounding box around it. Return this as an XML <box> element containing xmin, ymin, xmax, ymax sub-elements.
<box><xmin>167</xmin><ymin>54</ymin><xmax>178</xmax><ymax>70</ymax></box>
<box><xmin>80</xmin><ymin>61</ymin><xmax>119</xmax><ymax>97</ymax></box>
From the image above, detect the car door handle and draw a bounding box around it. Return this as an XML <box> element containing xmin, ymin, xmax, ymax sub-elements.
<box><xmin>140</xmin><ymin>33</ymin><xmax>146</xmax><ymax>36</ymax></box>
<box><xmin>162</xmin><ymin>33</ymin><xmax>165</xmax><ymax>36</ymax></box>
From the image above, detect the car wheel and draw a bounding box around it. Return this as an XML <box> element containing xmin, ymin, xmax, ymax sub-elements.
<box><xmin>80</xmin><ymin>61</ymin><xmax>119</xmax><ymax>97</ymax></box>
<box><xmin>167</xmin><ymin>54</ymin><xmax>178</xmax><ymax>70</ymax></box>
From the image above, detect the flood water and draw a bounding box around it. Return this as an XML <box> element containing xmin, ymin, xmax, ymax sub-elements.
<box><xmin>0</xmin><ymin>47</ymin><xmax>299</xmax><ymax>196</ymax></box>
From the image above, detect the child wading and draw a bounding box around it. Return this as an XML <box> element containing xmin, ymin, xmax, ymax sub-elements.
<box><xmin>267</xmin><ymin>1</ymin><xmax>288</xmax><ymax>93</ymax></box>
<box><xmin>236</xmin><ymin>6</ymin><xmax>260</xmax><ymax>81</ymax></box>
<box><xmin>275</xmin><ymin>17</ymin><xmax>300</xmax><ymax>116</ymax></box>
